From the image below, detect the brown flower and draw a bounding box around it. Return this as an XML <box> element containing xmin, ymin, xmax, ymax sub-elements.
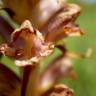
<box><xmin>0</xmin><ymin>20</ymin><xmax>54</xmax><ymax>66</ymax></box>
<box><xmin>43</xmin><ymin>84</ymin><xmax>74</xmax><ymax>96</ymax></box>
<box><xmin>37</xmin><ymin>54</ymin><xmax>76</xmax><ymax>95</ymax></box>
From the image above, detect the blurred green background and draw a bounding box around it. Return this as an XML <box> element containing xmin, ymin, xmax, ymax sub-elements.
<box><xmin>63</xmin><ymin>0</ymin><xmax>96</xmax><ymax>96</ymax></box>
<box><xmin>0</xmin><ymin>0</ymin><xmax>96</xmax><ymax>96</ymax></box>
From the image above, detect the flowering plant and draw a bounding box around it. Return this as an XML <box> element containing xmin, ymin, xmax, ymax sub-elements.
<box><xmin>0</xmin><ymin>0</ymin><xmax>85</xmax><ymax>96</ymax></box>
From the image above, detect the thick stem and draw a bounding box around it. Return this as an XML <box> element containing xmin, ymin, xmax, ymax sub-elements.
<box><xmin>21</xmin><ymin>64</ymin><xmax>40</xmax><ymax>96</ymax></box>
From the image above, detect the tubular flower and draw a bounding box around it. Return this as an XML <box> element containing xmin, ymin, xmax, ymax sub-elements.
<box><xmin>0</xmin><ymin>20</ymin><xmax>54</xmax><ymax>66</ymax></box>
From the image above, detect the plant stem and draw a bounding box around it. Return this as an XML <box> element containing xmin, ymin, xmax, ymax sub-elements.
<box><xmin>21</xmin><ymin>64</ymin><xmax>40</xmax><ymax>96</ymax></box>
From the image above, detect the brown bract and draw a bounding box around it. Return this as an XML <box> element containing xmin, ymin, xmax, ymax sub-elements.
<box><xmin>0</xmin><ymin>20</ymin><xmax>54</xmax><ymax>66</ymax></box>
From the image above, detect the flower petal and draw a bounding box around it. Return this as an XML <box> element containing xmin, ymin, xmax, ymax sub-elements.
<box><xmin>0</xmin><ymin>20</ymin><xmax>54</xmax><ymax>66</ymax></box>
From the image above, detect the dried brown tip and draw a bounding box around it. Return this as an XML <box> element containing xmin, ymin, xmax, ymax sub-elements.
<box><xmin>63</xmin><ymin>4</ymin><xmax>84</xmax><ymax>36</ymax></box>
<box><xmin>42</xmin><ymin>84</ymin><xmax>74</xmax><ymax>96</ymax></box>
